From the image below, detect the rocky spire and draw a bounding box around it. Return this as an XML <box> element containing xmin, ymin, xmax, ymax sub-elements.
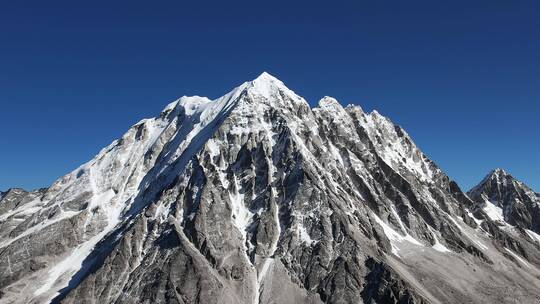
<box><xmin>468</xmin><ymin>168</ymin><xmax>540</xmax><ymax>232</ymax></box>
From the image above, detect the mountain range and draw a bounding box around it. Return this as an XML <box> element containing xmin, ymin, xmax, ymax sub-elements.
<box><xmin>1</xmin><ymin>73</ymin><xmax>539</xmax><ymax>304</ymax></box>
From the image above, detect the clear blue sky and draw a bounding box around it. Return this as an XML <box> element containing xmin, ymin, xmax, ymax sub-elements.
<box><xmin>0</xmin><ymin>0</ymin><xmax>538</xmax><ymax>192</ymax></box>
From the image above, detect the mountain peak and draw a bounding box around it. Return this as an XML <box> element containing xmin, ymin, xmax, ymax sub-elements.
<box><xmin>317</xmin><ymin>96</ymin><xmax>343</xmax><ymax>110</ymax></box>
<box><xmin>472</xmin><ymin>168</ymin><xmax>514</xmax><ymax>189</ymax></box>
<box><xmin>468</xmin><ymin>167</ymin><xmax>537</xmax><ymax>205</ymax></box>
<box><xmin>468</xmin><ymin>168</ymin><xmax>540</xmax><ymax>234</ymax></box>
<box><xmin>489</xmin><ymin>168</ymin><xmax>509</xmax><ymax>178</ymax></box>
<box><xmin>248</xmin><ymin>71</ymin><xmax>288</xmax><ymax>98</ymax></box>
<box><xmin>253</xmin><ymin>71</ymin><xmax>278</xmax><ymax>82</ymax></box>
<box><xmin>241</xmin><ymin>72</ymin><xmax>310</xmax><ymax>110</ymax></box>
<box><xmin>469</xmin><ymin>168</ymin><xmax>513</xmax><ymax>196</ymax></box>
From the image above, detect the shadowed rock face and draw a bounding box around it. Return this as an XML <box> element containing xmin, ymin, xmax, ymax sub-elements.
<box><xmin>1</xmin><ymin>73</ymin><xmax>540</xmax><ymax>304</ymax></box>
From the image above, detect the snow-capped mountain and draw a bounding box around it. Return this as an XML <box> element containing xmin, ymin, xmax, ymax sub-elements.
<box><xmin>1</xmin><ymin>73</ymin><xmax>540</xmax><ymax>304</ymax></box>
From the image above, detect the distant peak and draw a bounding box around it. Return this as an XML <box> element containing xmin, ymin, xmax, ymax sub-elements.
<box><xmin>492</xmin><ymin>168</ymin><xmax>507</xmax><ymax>175</ymax></box>
<box><xmin>0</xmin><ymin>187</ymin><xmax>27</xmax><ymax>196</ymax></box>
<box><xmin>468</xmin><ymin>168</ymin><xmax>517</xmax><ymax>197</ymax></box>
<box><xmin>475</xmin><ymin>168</ymin><xmax>512</xmax><ymax>186</ymax></box>
<box><xmin>488</xmin><ymin>168</ymin><xmax>511</xmax><ymax>180</ymax></box>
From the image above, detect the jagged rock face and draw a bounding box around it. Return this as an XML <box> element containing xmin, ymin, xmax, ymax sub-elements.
<box><xmin>467</xmin><ymin>169</ymin><xmax>540</xmax><ymax>269</ymax></box>
<box><xmin>468</xmin><ymin>169</ymin><xmax>540</xmax><ymax>233</ymax></box>
<box><xmin>1</xmin><ymin>73</ymin><xmax>540</xmax><ymax>304</ymax></box>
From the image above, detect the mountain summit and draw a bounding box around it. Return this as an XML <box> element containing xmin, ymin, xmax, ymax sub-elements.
<box><xmin>1</xmin><ymin>74</ymin><xmax>540</xmax><ymax>304</ymax></box>
<box><xmin>468</xmin><ymin>168</ymin><xmax>540</xmax><ymax>234</ymax></box>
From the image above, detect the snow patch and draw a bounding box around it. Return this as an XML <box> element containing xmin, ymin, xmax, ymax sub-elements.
<box><xmin>525</xmin><ymin>229</ymin><xmax>540</xmax><ymax>244</ymax></box>
<box><xmin>327</xmin><ymin>142</ymin><xmax>344</xmax><ymax>167</ymax></box>
<box><xmin>372</xmin><ymin>212</ymin><xmax>423</xmax><ymax>257</ymax></box>
<box><xmin>35</xmin><ymin>189</ymin><xmax>120</xmax><ymax>300</ymax></box>
<box><xmin>428</xmin><ymin>227</ymin><xmax>451</xmax><ymax>253</ymax></box>
<box><xmin>229</xmin><ymin>174</ymin><xmax>252</xmax><ymax>247</ymax></box>
<box><xmin>481</xmin><ymin>197</ymin><xmax>505</xmax><ymax>222</ymax></box>
<box><xmin>448</xmin><ymin>216</ymin><xmax>488</xmax><ymax>251</ymax></box>
<box><xmin>466</xmin><ymin>209</ymin><xmax>484</xmax><ymax>226</ymax></box>
<box><xmin>504</xmin><ymin>248</ymin><xmax>532</xmax><ymax>269</ymax></box>
<box><xmin>298</xmin><ymin>224</ymin><xmax>314</xmax><ymax>245</ymax></box>
<box><xmin>206</xmin><ymin>138</ymin><xmax>220</xmax><ymax>158</ymax></box>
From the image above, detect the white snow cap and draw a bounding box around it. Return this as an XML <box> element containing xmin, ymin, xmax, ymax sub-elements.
<box><xmin>161</xmin><ymin>72</ymin><xmax>307</xmax><ymax>118</ymax></box>
<box><xmin>249</xmin><ymin>71</ymin><xmax>287</xmax><ymax>98</ymax></box>
<box><xmin>244</xmin><ymin>72</ymin><xmax>309</xmax><ymax>109</ymax></box>
<box><xmin>254</xmin><ymin>71</ymin><xmax>279</xmax><ymax>82</ymax></box>
<box><xmin>318</xmin><ymin>96</ymin><xmax>343</xmax><ymax>110</ymax></box>
<box><xmin>176</xmin><ymin>96</ymin><xmax>212</xmax><ymax>116</ymax></box>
